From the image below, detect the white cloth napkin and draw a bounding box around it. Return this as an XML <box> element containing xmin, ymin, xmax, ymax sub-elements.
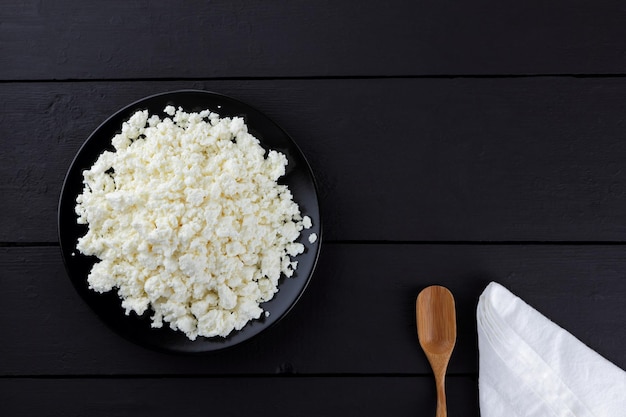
<box><xmin>477</xmin><ymin>282</ymin><xmax>626</xmax><ymax>417</ymax></box>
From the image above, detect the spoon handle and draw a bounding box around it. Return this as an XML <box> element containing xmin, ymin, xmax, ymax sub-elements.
<box><xmin>435</xmin><ymin>371</ymin><xmax>447</xmax><ymax>417</ymax></box>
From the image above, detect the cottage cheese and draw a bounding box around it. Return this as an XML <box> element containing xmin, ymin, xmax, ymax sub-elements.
<box><xmin>75</xmin><ymin>106</ymin><xmax>313</xmax><ymax>340</ymax></box>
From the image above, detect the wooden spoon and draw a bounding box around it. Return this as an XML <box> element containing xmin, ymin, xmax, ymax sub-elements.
<box><xmin>416</xmin><ymin>285</ymin><xmax>457</xmax><ymax>417</ymax></box>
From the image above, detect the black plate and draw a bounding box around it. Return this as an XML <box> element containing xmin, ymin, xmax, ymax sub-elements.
<box><xmin>58</xmin><ymin>90</ymin><xmax>321</xmax><ymax>353</ymax></box>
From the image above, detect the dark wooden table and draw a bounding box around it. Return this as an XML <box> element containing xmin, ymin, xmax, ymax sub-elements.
<box><xmin>3</xmin><ymin>1</ymin><xmax>626</xmax><ymax>415</ymax></box>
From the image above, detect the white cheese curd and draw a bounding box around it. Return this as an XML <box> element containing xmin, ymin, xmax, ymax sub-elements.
<box><xmin>75</xmin><ymin>107</ymin><xmax>314</xmax><ymax>340</ymax></box>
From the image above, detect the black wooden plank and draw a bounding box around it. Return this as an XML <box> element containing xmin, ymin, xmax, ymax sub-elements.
<box><xmin>0</xmin><ymin>376</ymin><xmax>479</xmax><ymax>417</ymax></box>
<box><xmin>5</xmin><ymin>79</ymin><xmax>626</xmax><ymax>242</ymax></box>
<box><xmin>1</xmin><ymin>245</ymin><xmax>624</xmax><ymax>376</ymax></box>
<box><xmin>4</xmin><ymin>0</ymin><xmax>626</xmax><ymax>79</ymax></box>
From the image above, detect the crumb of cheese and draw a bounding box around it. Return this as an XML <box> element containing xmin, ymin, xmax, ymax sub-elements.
<box><xmin>75</xmin><ymin>107</ymin><xmax>314</xmax><ymax>340</ymax></box>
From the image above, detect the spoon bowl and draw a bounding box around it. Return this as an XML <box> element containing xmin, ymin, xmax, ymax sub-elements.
<box><xmin>416</xmin><ymin>285</ymin><xmax>457</xmax><ymax>417</ymax></box>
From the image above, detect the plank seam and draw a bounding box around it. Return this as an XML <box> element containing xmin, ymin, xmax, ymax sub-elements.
<box><xmin>2</xmin><ymin>74</ymin><xmax>626</xmax><ymax>84</ymax></box>
<box><xmin>0</xmin><ymin>373</ymin><xmax>477</xmax><ymax>379</ymax></box>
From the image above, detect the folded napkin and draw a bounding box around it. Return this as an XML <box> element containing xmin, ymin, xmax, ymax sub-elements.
<box><xmin>477</xmin><ymin>282</ymin><xmax>626</xmax><ymax>417</ymax></box>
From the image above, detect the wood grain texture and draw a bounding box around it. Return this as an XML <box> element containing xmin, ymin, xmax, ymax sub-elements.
<box><xmin>4</xmin><ymin>0</ymin><xmax>626</xmax><ymax>79</ymax></box>
<box><xmin>0</xmin><ymin>377</ymin><xmax>479</xmax><ymax>417</ymax></box>
<box><xmin>1</xmin><ymin>245</ymin><xmax>624</xmax><ymax>376</ymax></box>
<box><xmin>4</xmin><ymin>78</ymin><xmax>626</xmax><ymax>242</ymax></box>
